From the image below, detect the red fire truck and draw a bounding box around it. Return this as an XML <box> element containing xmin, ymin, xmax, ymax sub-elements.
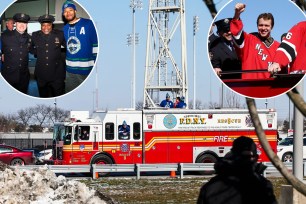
<box><xmin>52</xmin><ymin>109</ymin><xmax>277</xmax><ymax>166</ymax></box>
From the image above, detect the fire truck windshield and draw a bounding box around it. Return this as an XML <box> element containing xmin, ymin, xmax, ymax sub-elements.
<box><xmin>53</xmin><ymin>125</ymin><xmax>72</xmax><ymax>145</ymax></box>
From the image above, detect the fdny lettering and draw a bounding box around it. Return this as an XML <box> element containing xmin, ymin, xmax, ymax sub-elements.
<box><xmin>255</xmin><ymin>44</ymin><xmax>268</xmax><ymax>61</ymax></box>
<box><xmin>80</xmin><ymin>27</ymin><xmax>85</xmax><ymax>35</ymax></box>
<box><xmin>180</xmin><ymin>117</ymin><xmax>206</xmax><ymax>124</ymax></box>
<box><xmin>213</xmin><ymin>136</ymin><xmax>229</xmax><ymax>142</ymax></box>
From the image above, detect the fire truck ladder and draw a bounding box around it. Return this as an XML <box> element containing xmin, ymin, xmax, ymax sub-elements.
<box><xmin>143</xmin><ymin>0</ymin><xmax>188</xmax><ymax>108</ymax></box>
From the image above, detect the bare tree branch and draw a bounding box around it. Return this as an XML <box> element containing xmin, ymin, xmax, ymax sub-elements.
<box><xmin>202</xmin><ymin>0</ymin><xmax>217</xmax><ymax>18</ymax></box>
<box><xmin>287</xmin><ymin>88</ymin><xmax>306</xmax><ymax>117</ymax></box>
<box><xmin>294</xmin><ymin>0</ymin><xmax>306</xmax><ymax>11</ymax></box>
<box><xmin>246</xmin><ymin>97</ymin><xmax>306</xmax><ymax>196</ymax></box>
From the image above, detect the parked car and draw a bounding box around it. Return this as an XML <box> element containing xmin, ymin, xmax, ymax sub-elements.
<box><xmin>277</xmin><ymin>136</ymin><xmax>306</xmax><ymax>162</ymax></box>
<box><xmin>22</xmin><ymin>148</ymin><xmax>41</xmax><ymax>158</ymax></box>
<box><xmin>37</xmin><ymin>149</ymin><xmax>53</xmax><ymax>163</ymax></box>
<box><xmin>0</xmin><ymin>144</ymin><xmax>35</xmax><ymax>165</ymax></box>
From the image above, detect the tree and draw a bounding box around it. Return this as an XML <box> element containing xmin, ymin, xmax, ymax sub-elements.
<box><xmin>188</xmin><ymin>100</ymin><xmax>204</xmax><ymax>109</ymax></box>
<box><xmin>282</xmin><ymin>120</ymin><xmax>289</xmax><ymax>132</ymax></box>
<box><xmin>32</xmin><ymin>104</ymin><xmax>53</xmax><ymax>128</ymax></box>
<box><xmin>49</xmin><ymin>107</ymin><xmax>69</xmax><ymax>124</ymax></box>
<box><xmin>0</xmin><ymin>114</ymin><xmax>18</xmax><ymax>132</ymax></box>
<box><xmin>135</xmin><ymin>101</ymin><xmax>143</xmax><ymax>110</ymax></box>
<box><xmin>224</xmin><ymin>90</ymin><xmax>245</xmax><ymax>108</ymax></box>
<box><xmin>208</xmin><ymin>101</ymin><xmax>221</xmax><ymax>109</ymax></box>
<box><xmin>201</xmin><ymin>0</ymin><xmax>306</xmax><ymax>196</ymax></box>
<box><xmin>247</xmin><ymin>93</ymin><xmax>306</xmax><ymax>196</ymax></box>
<box><xmin>16</xmin><ymin>108</ymin><xmax>34</xmax><ymax>128</ymax></box>
<box><xmin>294</xmin><ymin>0</ymin><xmax>306</xmax><ymax>11</ymax></box>
<box><xmin>202</xmin><ymin>0</ymin><xmax>217</xmax><ymax>18</ymax></box>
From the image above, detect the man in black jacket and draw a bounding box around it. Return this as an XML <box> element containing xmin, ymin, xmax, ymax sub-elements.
<box><xmin>31</xmin><ymin>14</ymin><xmax>66</xmax><ymax>97</ymax></box>
<box><xmin>197</xmin><ymin>136</ymin><xmax>277</xmax><ymax>204</ymax></box>
<box><xmin>209</xmin><ymin>18</ymin><xmax>241</xmax><ymax>79</ymax></box>
<box><xmin>1</xmin><ymin>13</ymin><xmax>31</xmax><ymax>94</ymax></box>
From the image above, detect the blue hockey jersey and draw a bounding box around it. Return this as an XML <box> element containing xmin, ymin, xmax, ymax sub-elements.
<box><xmin>64</xmin><ymin>18</ymin><xmax>98</xmax><ymax>75</ymax></box>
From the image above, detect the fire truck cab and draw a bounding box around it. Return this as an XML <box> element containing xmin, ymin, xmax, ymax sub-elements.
<box><xmin>52</xmin><ymin>109</ymin><xmax>277</xmax><ymax>166</ymax></box>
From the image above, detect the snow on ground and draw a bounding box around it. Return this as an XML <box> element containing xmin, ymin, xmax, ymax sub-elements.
<box><xmin>0</xmin><ymin>162</ymin><xmax>106</xmax><ymax>204</ymax></box>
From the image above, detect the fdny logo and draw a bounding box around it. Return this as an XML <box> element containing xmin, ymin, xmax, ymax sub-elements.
<box><xmin>120</xmin><ymin>144</ymin><xmax>130</xmax><ymax>152</ymax></box>
<box><xmin>163</xmin><ymin>114</ymin><xmax>177</xmax><ymax>129</ymax></box>
<box><xmin>67</xmin><ymin>36</ymin><xmax>81</xmax><ymax>54</ymax></box>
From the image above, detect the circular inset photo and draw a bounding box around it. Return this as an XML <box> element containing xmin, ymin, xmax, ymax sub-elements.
<box><xmin>0</xmin><ymin>0</ymin><xmax>98</xmax><ymax>98</ymax></box>
<box><xmin>208</xmin><ymin>0</ymin><xmax>305</xmax><ymax>98</ymax></box>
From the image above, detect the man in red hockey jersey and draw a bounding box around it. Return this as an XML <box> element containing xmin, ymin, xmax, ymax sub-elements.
<box><xmin>268</xmin><ymin>21</ymin><xmax>306</xmax><ymax>74</ymax></box>
<box><xmin>230</xmin><ymin>3</ymin><xmax>280</xmax><ymax>79</ymax></box>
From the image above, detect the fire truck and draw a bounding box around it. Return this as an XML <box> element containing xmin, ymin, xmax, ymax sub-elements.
<box><xmin>51</xmin><ymin>108</ymin><xmax>277</xmax><ymax>167</ymax></box>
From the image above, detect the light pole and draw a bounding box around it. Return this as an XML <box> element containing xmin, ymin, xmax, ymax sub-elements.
<box><xmin>193</xmin><ymin>16</ymin><xmax>199</xmax><ymax>109</ymax></box>
<box><xmin>54</xmin><ymin>98</ymin><xmax>57</xmax><ymax>122</ymax></box>
<box><xmin>128</xmin><ymin>0</ymin><xmax>142</xmax><ymax>109</ymax></box>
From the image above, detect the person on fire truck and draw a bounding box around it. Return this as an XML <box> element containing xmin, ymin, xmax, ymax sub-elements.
<box><xmin>80</xmin><ymin>129</ymin><xmax>89</xmax><ymax>140</ymax></box>
<box><xmin>197</xmin><ymin>136</ymin><xmax>277</xmax><ymax>204</ymax></box>
<box><xmin>160</xmin><ymin>93</ymin><xmax>174</xmax><ymax>108</ymax></box>
<box><xmin>118</xmin><ymin>121</ymin><xmax>130</xmax><ymax>140</ymax></box>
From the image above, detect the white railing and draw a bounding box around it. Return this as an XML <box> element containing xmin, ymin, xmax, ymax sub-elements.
<box><xmin>11</xmin><ymin>162</ymin><xmax>298</xmax><ymax>180</ymax></box>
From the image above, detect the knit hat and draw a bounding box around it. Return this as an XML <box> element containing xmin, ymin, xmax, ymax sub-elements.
<box><xmin>62</xmin><ymin>1</ymin><xmax>77</xmax><ymax>13</ymax></box>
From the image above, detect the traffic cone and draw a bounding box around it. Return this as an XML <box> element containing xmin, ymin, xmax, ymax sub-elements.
<box><xmin>95</xmin><ymin>172</ymin><xmax>99</xmax><ymax>179</ymax></box>
<box><xmin>170</xmin><ymin>170</ymin><xmax>176</xmax><ymax>178</ymax></box>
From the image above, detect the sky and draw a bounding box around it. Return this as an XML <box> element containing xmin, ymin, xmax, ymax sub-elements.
<box><xmin>0</xmin><ymin>0</ymin><xmax>305</xmax><ymax>123</ymax></box>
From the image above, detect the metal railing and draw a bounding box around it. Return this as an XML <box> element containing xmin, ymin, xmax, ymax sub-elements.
<box><xmin>11</xmin><ymin>162</ymin><xmax>300</xmax><ymax>180</ymax></box>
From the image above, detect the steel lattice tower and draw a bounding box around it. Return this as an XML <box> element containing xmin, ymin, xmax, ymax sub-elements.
<box><xmin>143</xmin><ymin>0</ymin><xmax>188</xmax><ymax>108</ymax></box>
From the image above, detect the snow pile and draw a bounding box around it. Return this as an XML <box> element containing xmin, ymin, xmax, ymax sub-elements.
<box><xmin>0</xmin><ymin>162</ymin><xmax>106</xmax><ymax>204</ymax></box>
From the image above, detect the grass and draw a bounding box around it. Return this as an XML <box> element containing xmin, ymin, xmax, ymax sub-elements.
<box><xmin>81</xmin><ymin>176</ymin><xmax>290</xmax><ymax>204</ymax></box>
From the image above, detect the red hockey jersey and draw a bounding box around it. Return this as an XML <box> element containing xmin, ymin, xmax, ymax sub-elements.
<box><xmin>230</xmin><ymin>19</ymin><xmax>280</xmax><ymax>79</ymax></box>
<box><xmin>273</xmin><ymin>21</ymin><xmax>306</xmax><ymax>72</ymax></box>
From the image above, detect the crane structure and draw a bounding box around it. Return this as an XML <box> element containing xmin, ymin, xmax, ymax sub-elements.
<box><xmin>143</xmin><ymin>0</ymin><xmax>188</xmax><ymax>108</ymax></box>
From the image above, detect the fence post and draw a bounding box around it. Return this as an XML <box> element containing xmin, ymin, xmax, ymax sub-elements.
<box><xmin>179</xmin><ymin>163</ymin><xmax>184</xmax><ymax>179</ymax></box>
<box><xmin>92</xmin><ymin>164</ymin><xmax>96</xmax><ymax>179</ymax></box>
<box><xmin>136</xmin><ymin>164</ymin><xmax>140</xmax><ymax>180</ymax></box>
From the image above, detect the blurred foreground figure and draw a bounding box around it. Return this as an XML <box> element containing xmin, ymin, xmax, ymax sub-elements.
<box><xmin>197</xmin><ymin>136</ymin><xmax>277</xmax><ymax>204</ymax></box>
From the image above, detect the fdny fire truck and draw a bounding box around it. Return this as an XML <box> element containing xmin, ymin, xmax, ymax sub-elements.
<box><xmin>51</xmin><ymin>109</ymin><xmax>277</xmax><ymax>166</ymax></box>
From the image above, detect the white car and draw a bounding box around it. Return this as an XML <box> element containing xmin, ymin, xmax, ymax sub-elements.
<box><xmin>37</xmin><ymin>149</ymin><xmax>53</xmax><ymax>163</ymax></box>
<box><xmin>277</xmin><ymin>137</ymin><xmax>306</xmax><ymax>162</ymax></box>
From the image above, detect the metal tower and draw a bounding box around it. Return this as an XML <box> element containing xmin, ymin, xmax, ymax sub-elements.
<box><xmin>143</xmin><ymin>0</ymin><xmax>188</xmax><ymax>108</ymax></box>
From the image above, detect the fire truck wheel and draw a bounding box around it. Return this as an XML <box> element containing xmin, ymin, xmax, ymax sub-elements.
<box><xmin>91</xmin><ymin>154</ymin><xmax>113</xmax><ymax>176</ymax></box>
<box><xmin>196</xmin><ymin>154</ymin><xmax>217</xmax><ymax>175</ymax></box>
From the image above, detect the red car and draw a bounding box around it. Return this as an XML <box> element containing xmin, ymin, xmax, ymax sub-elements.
<box><xmin>0</xmin><ymin>144</ymin><xmax>35</xmax><ymax>165</ymax></box>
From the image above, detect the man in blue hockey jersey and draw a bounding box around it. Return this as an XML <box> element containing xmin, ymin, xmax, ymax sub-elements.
<box><xmin>62</xmin><ymin>1</ymin><xmax>98</xmax><ymax>92</ymax></box>
<box><xmin>160</xmin><ymin>93</ymin><xmax>174</xmax><ymax>108</ymax></box>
